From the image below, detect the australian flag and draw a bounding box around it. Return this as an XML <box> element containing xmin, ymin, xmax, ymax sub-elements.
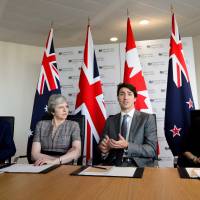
<box><xmin>164</xmin><ymin>13</ymin><xmax>195</xmax><ymax>156</ymax></box>
<box><xmin>30</xmin><ymin>28</ymin><xmax>61</xmax><ymax>133</ymax></box>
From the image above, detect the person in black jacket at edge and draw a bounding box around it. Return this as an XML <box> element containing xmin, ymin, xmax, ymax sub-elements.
<box><xmin>178</xmin><ymin>111</ymin><xmax>200</xmax><ymax>167</ymax></box>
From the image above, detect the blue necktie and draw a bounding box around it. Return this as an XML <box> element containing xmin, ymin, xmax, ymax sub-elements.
<box><xmin>121</xmin><ymin>115</ymin><xmax>128</xmax><ymax>139</ymax></box>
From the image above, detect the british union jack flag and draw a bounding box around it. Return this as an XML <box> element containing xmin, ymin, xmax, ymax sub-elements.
<box><xmin>30</xmin><ymin>28</ymin><xmax>61</xmax><ymax>133</ymax></box>
<box><xmin>75</xmin><ymin>25</ymin><xmax>107</xmax><ymax>164</ymax></box>
<box><xmin>164</xmin><ymin>13</ymin><xmax>195</xmax><ymax>156</ymax></box>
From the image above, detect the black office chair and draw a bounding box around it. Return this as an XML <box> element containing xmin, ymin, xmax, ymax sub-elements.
<box><xmin>152</xmin><ymin>113</ymin><xmax>160</xmax><ymax>167</ymax></box>
<box><xmin>0</xmin><ymin>116</ymin><xmax>15</xmax><ymax>164</ymax></box>
<box><xmin>67</xmin><ymin>115</ymin><xmax>85</xmax><ymax>165</ymax></box>
<box><xmin>17</xmin><ymin>114</ymin><xmax>85</xmax><ymax>165</ymax></box>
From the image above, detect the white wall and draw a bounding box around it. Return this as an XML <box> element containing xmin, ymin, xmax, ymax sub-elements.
<box><xmin>193</xmin><ymin>35</ymin><xmax>200</xmax><ymax>104</ymax></box>
<box><xmin>0</xmin><ymin>41</ymin><xmax>43</xmax><ymax>158</ymax></box>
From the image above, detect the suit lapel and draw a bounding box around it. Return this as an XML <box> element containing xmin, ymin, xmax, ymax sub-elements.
<box><xmin>129</xmin><ymin>110</ymin><xmax>140</xmax><ymax>140</ymax></box>
<box><xmin>114</xmin><ymin>113</ymin><xmax>121</xmax><ymax>136</ymax></box>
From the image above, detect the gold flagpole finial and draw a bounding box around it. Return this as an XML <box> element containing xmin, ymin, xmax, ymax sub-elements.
<box><xmin>127</xmin><ymin>8</ymin><xmax>129</xmax><ymax>18</ymax></box>
<box><xmin>50</xmin><ymin>21</ymin><xmax>54</xmax><ymax>29</ymax></box>
<box><xmin>170</xmin><ymin>4</ymin><xmax>174</xmax><ymax>14</ymax></box>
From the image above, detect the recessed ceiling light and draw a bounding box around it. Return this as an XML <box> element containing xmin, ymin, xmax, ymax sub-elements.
<box><xmin>139</xmin><ymin>20</ymin><xmax>149</xmax><ymax>25</ymax></box>
<box><xmin>110</xmin><ymin>37</ymin><xmax>118</xmax><ymax>42</ymax></box>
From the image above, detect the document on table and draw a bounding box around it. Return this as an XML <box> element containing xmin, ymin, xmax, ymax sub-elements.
<box><xmin>0</xmin><ymin>164</ymin><xmax>59</xmax><ymax>173</ymax></box>
<box><xmin>71</xmin><ymin>166</ymin><xmax>144</xmax><ymax>178</ymax></box>
<box><xmin>185</xmin><ymin>168</ymin><xmax>200</xmax><ymax>178</ymax></box>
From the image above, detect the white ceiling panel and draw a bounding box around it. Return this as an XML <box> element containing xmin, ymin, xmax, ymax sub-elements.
<box><xmin>0</xmin><ymin>0</ymin><xmax>200</xmax><ymax>47</ymax></box>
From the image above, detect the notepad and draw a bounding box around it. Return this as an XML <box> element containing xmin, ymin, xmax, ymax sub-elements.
<box><xmin>71</xmin><ymin>166</ymin><xmax>144</xmax><ymax>178</ymax></box>
<box><xmin>0</xmin><ymin>164</ymin><xmax>59</xmax><ymax>173</ymax></box>
<box><xmin>185</xmin><ymin>168</ymin><xmax>200</xmax><ymax>178</ymax></box>
<box><xmin>80</xmin><ymin>166</ymin><xmax>136</xmax><ymax>177</ymax></box>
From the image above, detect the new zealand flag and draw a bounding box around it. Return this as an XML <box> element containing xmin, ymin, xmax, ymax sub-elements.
<box><xmin>30</xmin><ymin>28</ymin><xmax>61</xmax><ymax>133</ymax></box>
<box><xmin>164</xmin><ymin>13</ymin><xmax>195</xmax><ymax>156</ymax></box>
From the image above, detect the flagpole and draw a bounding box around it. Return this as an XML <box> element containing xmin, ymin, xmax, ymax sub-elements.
<box><xmin>88</xmin><ymin>17</ymin><xmax>90</xmax><ymax>26</ymax></box>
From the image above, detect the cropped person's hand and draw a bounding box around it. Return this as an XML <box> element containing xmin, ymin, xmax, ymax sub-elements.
<box><xmin>109</xmin><ymin>134</ymin><xmax>128</xmax><ymax>149</ymax></box>
<box><xmin>99</xmin><ymin>135</ymin><xmax>110</xmax><ymax>153</ymax></box>
<box><xmin>34</xmin><ymin>158</ymin><xmax>58</xmax><ymax>166</ymax></box>
<box><xmin>195</xmin><ymin>157</ymin><xmax>200</xmax><ymax>164</ymax></box>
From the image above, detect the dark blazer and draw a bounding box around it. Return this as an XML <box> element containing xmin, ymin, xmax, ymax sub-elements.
<box><xmin>0</xmin><ymin>120</ymin><xmax>16</xmax><ymax>162</ymax></box>
<box><xmin>178</xmin><ymin>126</ymin><xmax>200</xmax><ymax>167</ymax></box>
<box><xmin>100</xmin><ymin>110</ymin><xmax>157</xmax><ymax>167</ymax></box>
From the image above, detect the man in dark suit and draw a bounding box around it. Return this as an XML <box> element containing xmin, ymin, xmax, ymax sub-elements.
<box><xmin>0</xmin><ymin>120</ymin><xmax>16</xmax><ymax>163</ymax></box>
<box><xmin>99</xmin><ymin>83</ymin><xmax>157</xmax><ymax>167</ymax></box>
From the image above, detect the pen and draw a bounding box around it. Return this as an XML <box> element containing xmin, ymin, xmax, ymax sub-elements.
<box><xmin>91</xmin><ymin>165</ymin><xmax>108</xmax><ymax>170</ymax></box>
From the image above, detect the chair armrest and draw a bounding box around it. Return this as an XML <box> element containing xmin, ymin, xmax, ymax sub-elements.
<box><xmin>13</xmin><ymin>155</ymin><xmax>27</xmax><ymax>163</ymax></box>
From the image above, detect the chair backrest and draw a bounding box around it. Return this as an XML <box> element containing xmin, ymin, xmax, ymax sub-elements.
<box><xmin>152</xmin><ymin>113</ymin><xmax>159</xmax><ymax>167</ymax></box>
<box><xmin>0</xmin><ymin>116</ymin><xmax>15</xmax><ymax>164</ymax></box>
<box><xmin>27</xmin><ymin>115</ymin><xmax>85</xmax><ymax>164</ymax></box>
<box><xmin>67</xmin><ymin>115</ymin><xmax>85</xmax><ymax>165</ymax></box>
<box><xmin>0</xmin><ymin>116</ymin><xmax>15</xmax><ymax>137</ymax></box>
<box><xmin>190</xmin><ymin>110</ymin><xmax>200</xmax><ymax>132</ymax></box>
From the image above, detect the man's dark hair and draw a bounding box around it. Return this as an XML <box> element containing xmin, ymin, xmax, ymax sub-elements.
<box><xmin>117</xmin><ymin>83</ymin><xmax>137</xmax><ymax>97</ymax></box>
